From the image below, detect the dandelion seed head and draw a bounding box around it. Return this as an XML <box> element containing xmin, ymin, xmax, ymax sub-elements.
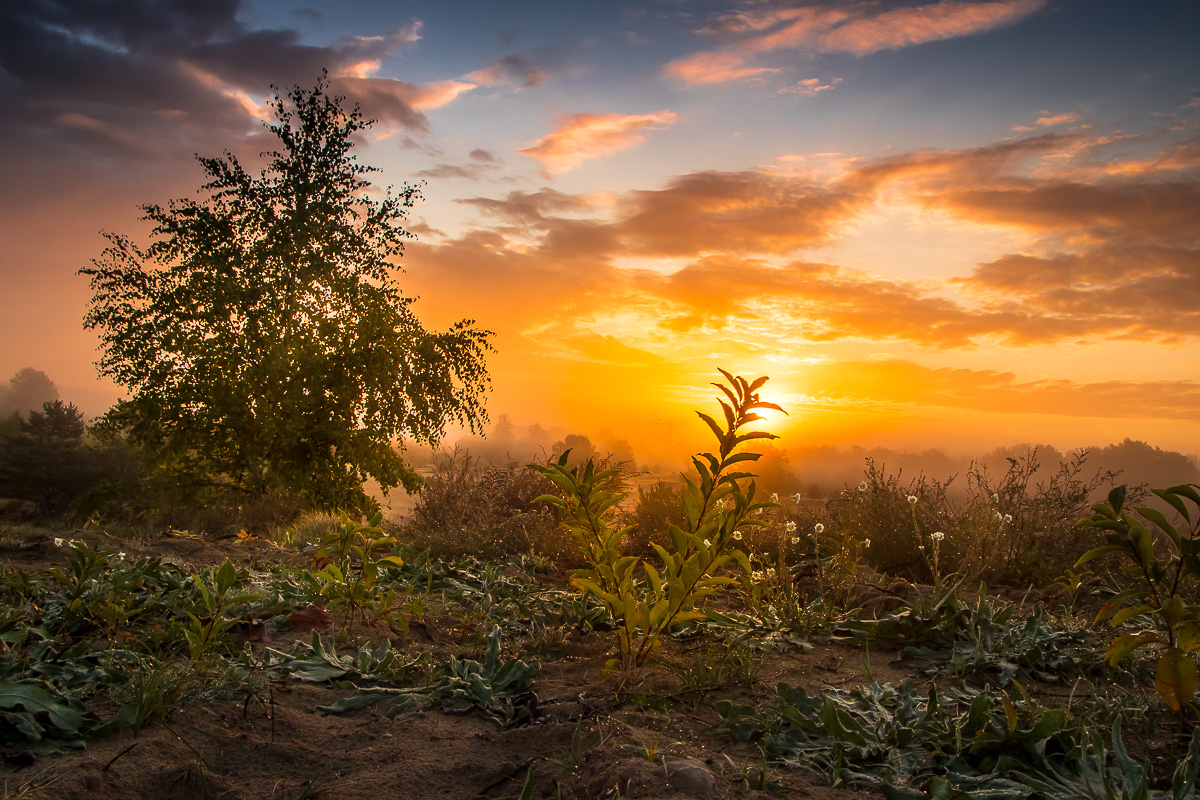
<box><xmin>785</xmin><ymin>521</ymin><xmax>797</xmax><ymax>533</ymax></box>
<box><xmin>907</xmin><ymin>495</ymin><xmax>918</xmax><ymax>505</ymax></box>
<box><xmin>1004</xmin><ymin>514</ymin><xmax>1012</xmax><ymax>523</ymax></box>
<box><xmin>790</xmin><ymin>536</ymin><xmax>800</xmax><ymax>545</ymax></box>
<box><xmin>814</xmin><ymin>523</ymin><xmax>825</xmax><ymax>534</ymax></box>
<box><xmin>733</xmin><ymin>531</ymin><xmax>743</xmax><ymax>540</ymax></box>
<box><xmin>931</xmin><ymin>531</ymin><xmax>945</xmax><ymax>541</ymax></box>
<box><xmin>857</xmin><ymin>481</ymin><xmax>868</xmax><ymax>492</ymax></box>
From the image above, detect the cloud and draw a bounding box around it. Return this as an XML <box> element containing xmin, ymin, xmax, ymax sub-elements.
<box><xmin>662</xmin><ymin>51</ymin><xmax>780</xmax><ymax>86</ymax></box>
<box><xmin>518</xmin><ymin>111</ymin><xmax>679</xmax><ymax>176</ymax></box>
<box><xmin>0</xmin><ymin>0</ymin><xmax>460</xmax><ymax>168</ymax></box>
<box><xmin>805</xmin><ymin>361</ymin><xmax>1200</xmax><ymax>421</ymax></box>
<box><xmin>669</xmin><ymin>0</ymin><xmax>1047</xmax><ymax>86</ymax></box>
<box><xmin>617</xmin><ymin>171</ymin><xmax>863</xmax><ymax>256</ymax></box>
<box><xmin>780</xmin><ymin>77</ymin><xmax>840</xmax><ymax>96</ymax></box>
<box><xmin>467</xmin><ymin>53</ymin><xmax>554</xmax><ymax>89</ymax></box>
<box><xmin>1013</xmin><ymin>111</ymin><xmax>1081</xmax><ymax>131</ymax></box>
<box><xmin>421</xmin><ymin>121</ymin><xmax>1200</xmax><ymax>352</ymax></box>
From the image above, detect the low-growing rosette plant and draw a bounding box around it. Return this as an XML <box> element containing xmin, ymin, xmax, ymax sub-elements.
<box><xmin>1075</xmin><ymin>484</ymin><xmax>1200</xmax><ymax>712</ymax></box>
<box><xmin>530</xmin><ymin>370</ymin><xmax>783</xmax><ymax>671</ymax></box>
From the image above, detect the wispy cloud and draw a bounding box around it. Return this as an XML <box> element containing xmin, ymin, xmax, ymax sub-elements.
<box><xmin>467</xmin><ymin>53</ymin><xmax>555</xmax><ymax>89</ymax></box>
<box><xmin>667</xmin><ymin>0</ymin><xmax>1047</xmax><ymax>86</ymax></box>
<box><xmin>662</xmin><ymin>51</ymin><xmax>780</xmax><ymax>86</ymax></box>
<box><xmin>1013</xmin><ymin>111</ymin><xmax>1081</xmax><ymax>131</ymax></box>
<box><xmin>518</xmin><ymin>111</ymin><xmax>679</xmax><ymax>176</ymax></box>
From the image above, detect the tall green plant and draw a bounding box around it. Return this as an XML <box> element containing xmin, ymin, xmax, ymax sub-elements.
<box><xmin>1075</xmin><ymin>484</ymin><xmax>1200</xmax><ymax>712</ymax></box>
<box><xmin>530</xmin><ymin>370</ymin><xmax>783</xmax><ymax>670</ymax></box>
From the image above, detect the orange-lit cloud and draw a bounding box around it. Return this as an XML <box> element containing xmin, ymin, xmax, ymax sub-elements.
<box><xmin>517</xmin><ymin>111</ymin><xmax>679</xmax><ymax>176</ymax></box>
<box><xmin>407</xmin><ymin>122</ymin><xmax>1200</xmax><ymax>362</ymax></box>
<box><xmin>1013</xmin><ymin>111</ymin><xmax>1081</xmax><ymax>131</ymax></box>
<box><xmin>803</xmin><ymin>361</ymin><xmax>1200</xmax><ymax>421</ymax></box>
<box><xmin>668</xmin><ymin>1</ymin><xmax>1047</xmax><ymax>86</ymax></box>
<box><xmin>781</xmin><ymin>78</ymin><xmax>840</xmax><ymax>96</ymax></box>
<box><xmin>328</xmin><ymin>77</ymin><xmax>476</xmax><ymax>132</ymax></box>
<box><xmin>662</xmin><ymin>51</ymin><xmax>780</xmax><ymax>86</ymax></box>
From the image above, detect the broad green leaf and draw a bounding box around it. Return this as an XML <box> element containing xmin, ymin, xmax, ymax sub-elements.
<box><xmin>1154</xmin><ymin>487</ymin><xmax>1193</xmax><ymax>523</ymax></box>
<box><xmin>1108</xmin><ymin>485</ymin><xmax>1127</xmax><ymax>513</ymax></box>
<box><xmin>1136</xmin><ymin>506</ymin><xmax>1180</xmax><ymax>549</ymax></box>
<box><xmin>696</xmin><ymin>411</ymin><xmax>724</xmax><ymax>444</ymax></box>
<box><xmin>0</xmin><ymin>684</ymin><xmax>84</xmax><ymax>733</ymax></box>
<box><xmin>1155</xmin><ymin>647</ymin><xmax>1198</xmax><ymax>712</ymax></box>
<box><xmin>1111</xmin><ymin>604</ymin><xmax>1154</xmax><ymax>626</ymax></box>
<box><xmin>1105</xmin><ymin>632</ymin><xmax>1161</xmax><ymax>666</ymax></box>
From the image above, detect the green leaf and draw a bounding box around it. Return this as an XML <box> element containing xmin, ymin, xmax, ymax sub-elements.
<box><xmin>1155</xmin><ymin>648</ymin><xmax>1198</xmax><ymax>711</ymax></box>
<box><xmin>1108</xmin><ymin>485</ymin><xmax>1127</xmax><ymax>513</ymax></box>
<box><xmin>0</xmin><ymin>684</ymin><xmax>85</xmax><ymax>734</ymax></box>
<box><xmin>1105</xmin><ymin>632</ymin><xmax>1161</xmax><ymax>666</ymax></box>
<box><xmin>1154</xmin><ymin>488</ymin><xmax>1193</xmax><ymax>523</ymax></box>
<box><xmin>1136</xmin><ymin>505</ymin><xmax>1181</xmax><ymax>549</ymax></box>
<box><xmin>317</xmin><ymin>692</ymin><xmax>389</xmax><ymax>714</ymax></box>
<box><xmin>696</xmin><ymin>411</ymin><xmax>725</xmax><ymax>444</ymax></box>
<box><xmin>1074</xmin><ymin>544</ymin><xmax>1125</xmax><ymax>567</ymax></box>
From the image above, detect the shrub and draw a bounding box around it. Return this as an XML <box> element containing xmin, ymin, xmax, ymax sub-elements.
<box><xmin>620</xmin><ymin>480</ymin><xmax>686</xmax><ymax>556</ymax></box>
<box><xmin>398</xmin><ymin>449</ymin><xmax>566</xmax><ymax>562</ymax></box>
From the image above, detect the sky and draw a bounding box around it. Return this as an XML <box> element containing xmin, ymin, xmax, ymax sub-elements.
<box><xmin>2</xmin><ymin>0</ymin><xmax>1199</xmax><ymax>466</ymax></box>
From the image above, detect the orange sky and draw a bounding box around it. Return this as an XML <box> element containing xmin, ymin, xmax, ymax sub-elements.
<box><xmin>2</xmin><ymin>1</ymin><xmax>1199</xmax><ymax>467</ymax></box>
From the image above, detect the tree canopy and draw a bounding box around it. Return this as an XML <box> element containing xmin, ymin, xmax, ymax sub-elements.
<box><xmin>80</xmin><ymin>75</ymin><xmax>492</xmax><ymax>512</ymax></box>
<box><xmin>0</xmin><ymin>368</ymin><xmax>58</xmax><ymax>418</ymax></box>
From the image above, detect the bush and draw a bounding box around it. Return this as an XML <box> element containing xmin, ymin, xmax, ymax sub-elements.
<box><xmin>619</xmin><ymin>480</ymin><xmax>686</xmax><ymax>556</ymax></box>
<box><xmin>813</xmin><ymin>450</ymin><xmax>1121</xmax><ymax>586</ymax></box>
<box><xmin>397</xmin><ymin>449</ymin><xmax>567</xmax><ymax>563</ymax></box>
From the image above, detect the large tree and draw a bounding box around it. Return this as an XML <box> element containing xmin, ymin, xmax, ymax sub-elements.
<box><xmin>0</xmin><ymin>368</ymin><xmax>59</xmax><ymax>418</ymax></box>
<box><xmin>80</xmin><ymin>75</ymin><xmax>491</xmax><ymax>511</ymax></box>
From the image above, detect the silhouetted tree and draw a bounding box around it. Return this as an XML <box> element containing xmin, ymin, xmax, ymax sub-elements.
<box><xmin>0</xmin><ymin>368</ymin><xmax>58</xmax><ymax>418</ymax></box>
<box><xmin>79</xmin><ymin>75</ymin><xmax>492</xmax><ymax>512</ymax></box>
<box><xmin>0</xmin><ymin>400</ymin><xmax>94</xmax><ymax>513</ymax></box>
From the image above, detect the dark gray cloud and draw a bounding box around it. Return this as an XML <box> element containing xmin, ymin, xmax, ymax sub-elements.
<box><xmin>0</xmin><ymin>0</ymin><xmax>427</xmax><ymax>171</ymax></box>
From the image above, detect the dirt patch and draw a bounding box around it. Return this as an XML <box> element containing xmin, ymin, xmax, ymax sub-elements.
<box><xmin>5</xmin><ymin>648</ymin><xmax>882</xmax><ymax>800</ymax></box>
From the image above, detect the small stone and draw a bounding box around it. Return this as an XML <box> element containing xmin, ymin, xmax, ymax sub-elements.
<box><xmin>666</xmin><ymin>758</ymin><xmax>715</xmax><ymax>799</ymax></box>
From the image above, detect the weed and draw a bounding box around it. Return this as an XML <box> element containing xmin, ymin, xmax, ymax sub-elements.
<box><xmin>531</xmin><ymin>370</ymin><xmax>781</xmax><ymax>671</ymax></box>
<box><xmin>1076</xmin><ymin>484</ymin><xmax>1200</xmax><ymax>712</ymax></box>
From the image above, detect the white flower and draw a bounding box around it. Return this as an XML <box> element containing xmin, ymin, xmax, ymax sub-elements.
<box><xmin>766</xmin><ymin>568</ymin><xmax>776</xmax><ymax>578</ymax></box>
<box><xmin>115</xmin><ymin>552</ymin><xmax>126</xmax><ymax>561</ymax></box>
<box><xmin>994</xmin><ymin>511</ymin><xmax>1003</xmax><ymax>521</ymax></box>
<box><xmin>733</xmin><ymin>531</ymin><xmax>743</xmax><ymax>540</ymax></box>
<box><xmin>857</xmin><ymin>481</ymin><xmax>868</xmax><ymax>492</ymax></box>
<box><xmin>1004</xmin><ymin>514</ymin><xmax>1012</xmax><ymax>524</ymax></box>
<box><xmin>907</xmin><ymin>495</ymin><xmax>918</xmax><ymax>505</ymax></box>
<box><xmin>863</xmin><ymin>539</ymin><xmax>872</xmax><ymax>548</ymax></box>
<box><xmin>991</xmin><ymin>493</ymin><xmax>999</xmax><ymax>504</ymax></box>
<box><xmin>771</xmin><ymin>493</ymin><xmax>779</xmax><ymax>503</ymax></box>
<box><xmin>703</xmin><ymin>539</ymin><xmax>712</xmax><ymax>547</ymax></box>
<box><xmin>53</xmin><ymin>538</ymin><xmax>64</xmax><ymax>547</ymax></box>
<box><xmin>752</xmin><ymin>571</ymin><xmax>764</xmax><ymax>581</ymax></box>
<box><xmin>814</xmin><ymin>523</ymin><xmax>825</xmax><ymax>534</ymax></box>
<box><xmin>791</xmin><ymin>493</ymin><xmax>802</xmax><ymax>503</ymax></box>
<box><xmin>931</xmin><ymin>531</ymin><xmax>945</xmax><ymax>541</ymax></box>
<box><xmin>785</xmin><ymin>521</ymin><xmax>797</xmax><ymax>533</ymax></box>
<box><xmin>790</xmin><ymin>536</ymin><xmax>800</xmax><ymax>545</ymax></box>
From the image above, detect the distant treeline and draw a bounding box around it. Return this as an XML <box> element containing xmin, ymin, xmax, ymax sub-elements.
<box><xmin>423</xmin><ymin>413</ymin><xmax>1199</xmax><ymax>504</ymax></box>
